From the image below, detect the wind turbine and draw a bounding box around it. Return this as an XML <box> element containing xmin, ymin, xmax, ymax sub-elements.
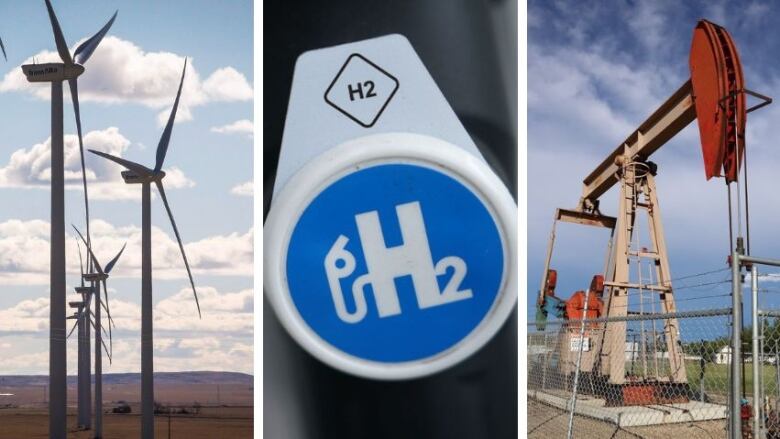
<box><xmin>69</xmin><ymin>243</ymin><xmax>93</xmax><ymax>429</ymax></box>
<box><xmin>20</xmin><ymin>2</ymin><xmax>116</xmax><ymax>437</ymax></box>
<box><xmin>74</xmin><ymin>226</ymin><xmax>125</xmax><ymax>439</ymax></box>
<box><xmin>0</xmin><ymin>36</ymin><xmax>6</xmax><ymax>61</ymax></box>
<box><xmin>89</xmin><ymin>59</ymin><xmax>201</xmax><ymax>439</ymax></box>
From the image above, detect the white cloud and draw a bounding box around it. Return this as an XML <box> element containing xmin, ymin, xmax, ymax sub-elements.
<box><xmin>0</xmin><ymin>36</ymin><xmax>252</xmax><ymax>126</ymax></box>
<box><xmin>0</xmin><ymin>286</ymin><xmax>254</xmax><ymax>374</ymax></box>
<box><xmin>0</xmin><ymin>349</ymin><xmax>48</xmax><ymax>375</ymax></box>
<box><xmin>230</xmin><ymin>180</ymin><xmax>253</xmax><ymax>197</ymax></box>
<box><xmin>211</xmin><ymin>119</ymin><xmax>253</xmax><ymax>138</ymax></box>
<box><xmin>72</xmin><ymin>286</ymin><xmax>253</xmax><ymax>334</ymax></box>
<box><xmin>624</xmin><ymin>1</ymin><xmax>671</xmax><ymax>52</ymax></box>
<box><xmin>156</xmin><ymin>287</ymin><xmax>253</xmax><ymax>333</ymax></box>
<box><xmin>156</xmin><ymin>104</ymin><xmax>193</xmax><ymax>127</ymax></box>
<box><xmin>0</xmin><ymin>219</ymin><xmax>253</xmax><ymax>285</ymax></box>
<box><xmin>0</xmin><ymin>127</ymin><xmax>193</xmax><ymax>199</ymax></box>
<box><xmin>0</xmin><ymin>297</ymin><xmax>49</xmax><ymax>333</ymax></box>
<box><xmin>203</xmin><ymin>68</ymin><xmax>254</xmax><ymax>102</ymax></box>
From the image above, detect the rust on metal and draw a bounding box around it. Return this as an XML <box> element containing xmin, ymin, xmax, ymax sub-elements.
<box><xmin>613</xmin><ymin>383</ymin><xmax>690</xmax><ymax>407</ymax></box>
<box><xmin>689</xmin><ymin>19</ymin><xmax>746</xmax><ymax>182</ymax></box>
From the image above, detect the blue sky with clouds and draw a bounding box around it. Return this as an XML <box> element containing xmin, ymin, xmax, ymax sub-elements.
<box><xmin>0</xmin><ymin>1</ymin><xmax>252</xmax><ymax>374</ymax></box>
<box><xmin>528</xmin><ymin>1</ymin><xmax>780</xmax><ymax>325</ymax></box>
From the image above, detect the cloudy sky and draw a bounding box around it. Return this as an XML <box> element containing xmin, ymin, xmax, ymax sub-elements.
<box><xmin>528</xmin><ymin>1</ymin><xmax>780</xmax><ymax>325</ymax></box>
<box><xmin>0</xmin><ymin>0</ymin><xmax>252</xmax><ymax>374</ymax></box>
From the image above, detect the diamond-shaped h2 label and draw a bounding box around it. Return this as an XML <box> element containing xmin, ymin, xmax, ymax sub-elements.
<box><xmin>324</xmin><ymin>54</ymin><xmax>399</xmax><ymax>128</ymax></box>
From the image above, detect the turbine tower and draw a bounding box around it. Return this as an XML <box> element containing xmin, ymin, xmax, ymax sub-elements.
<box><xmin>74</xmin><ymin>226</ymin><xmax>124</xmax><ymax>439</ymax></box>
<box><xmin>89</xmin><ymin>59</ymin><xmax>201</xmax><ymax>439</ymax></box>
<box><xmin>66</xmin><ymin>297</ymin><xmax>87</xmax><ymax>428</ymax></box>
<box><xmin>69</xmin><ymin>243</ymin><xmax>93</xmax><ymax>429</ymax></box>
<box><xmin>20</xmin><ymin>2</ymin><xmax>116</xmax><ymax>437</ymax></box>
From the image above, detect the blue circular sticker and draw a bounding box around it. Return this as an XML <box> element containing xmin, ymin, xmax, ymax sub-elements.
<box><xmin>286</xmin><ymin>163</ymin><xmax>504</xmax><ymax>363</ymax></box>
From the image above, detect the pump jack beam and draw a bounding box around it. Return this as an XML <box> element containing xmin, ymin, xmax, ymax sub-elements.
<box><xmin>579</xmin><ymin>81</ymin><xmax>695</xmax><ymax>212</ymax></box>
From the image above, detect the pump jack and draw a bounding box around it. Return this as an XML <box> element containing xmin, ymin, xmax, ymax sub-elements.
<box><xmin>536</xmin><ymin>20</ymin><xmax>772</xmax><ymax>406</ymax></box>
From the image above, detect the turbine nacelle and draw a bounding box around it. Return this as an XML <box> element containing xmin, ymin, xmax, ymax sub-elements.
<box><xmin>83</xmin><ymin>272</ymin><xmax>108</xmax><ymax>282</ymax></box>
<box><xmin>120</xmin><ymin>169</ymin><xmax>165</xmax><ymax>185</ymax></box>
<box><xmin>21</xmin><ymin>62</ymin><xmax>84</xmax><ymax>83</ymax></box>
<box><xmin>75</xmin><ymin>286</ymin><xmax>93</xmax><ymax>295</ymax></box>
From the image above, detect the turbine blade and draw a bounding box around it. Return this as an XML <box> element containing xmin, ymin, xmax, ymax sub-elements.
<box><xmin>69</xmin><ymin>78</ymin><xmax>92</xmax><ymax>262</ymax></box>
<box><xmin>89</xmin><ymin>149</ymin><xmax>152</xmax><ymax>178</ymax></box>
<box><xmin>82</xmin><ymin>289</ymin><xmax>92</xmax><ymax>316</ymax></box>
<box><xmin>90</xmin><ymin>316</ymin><xmax>109</xmax><ymax>341</ymax></box>
<box><xmin>155</xmin><ymin>180</ymin><xmax>201</xmax><ymax>318</ymax></box>
<box><xmin>0</xmin><ymin>36</ymin><xmax>6</xmax><ymax>61</ymax></box>
<box><xmin>101</xmin><ymin>301</ymin><xmax>114</xmax><ymax>331</ymax></box>
<box><xmin>71</xmin><ymin>224</ymin><xmax>103</xmax><ymax>274</ymax></box>
<box><xmin>102</xmin><ymin>279</ymin><xmax>114</xmax><ymax>358</ymax></box>
<box><xmin>154</xmin><ymin>59</ymin><xmax>187</xmax><ymax>173</ymax></box>
<box><xmin>77</xmin><ymin>241</ymin><xmax>84</xmax><ymax>287</ymax></box>
<box><xmin>44</xmin><ymin>0</ymin><xmax>73</xmax><ymax>65</ymax></box>
<box><xmin>67</xmin><ymin>318</ymin><xmax>78</xmax><ymax>339</ymax></box>
<box><xmin>73</xmin><ymin>10</ymin><xmax>117</xmax><ymax>65</ymax></box>
<box><xmin>100</xmin><ymin>337</ymin><xmax>112</xmax><ymax>364</ymax></box>
<box><xmin>104</xmin><ymin>243</ymin><xmax>126</xmax><ymax>274</ymax></box>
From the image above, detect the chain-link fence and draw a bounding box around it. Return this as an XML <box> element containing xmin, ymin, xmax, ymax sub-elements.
<box><xmin>751</xmin><ymin>309</ymin><xmax>780</xmax><ymax>438</ymax></box>
<box><xmin>528</xmin><ymin>308</ymin><xmax>736</xmax><ymax>438</ymax></box>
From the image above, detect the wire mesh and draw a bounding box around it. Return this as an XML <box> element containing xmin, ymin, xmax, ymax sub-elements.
<box><xmin>528</xmin><ymin>309</ymin><xmax>735</xmax><ymax>438</ymax></box>
<box><xmin>752</xmin><ymin>309</ymin><xmax>780</xmax><ymax>438</ymax></box>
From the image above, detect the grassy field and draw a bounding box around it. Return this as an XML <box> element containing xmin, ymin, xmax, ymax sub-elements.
<box><xmin>0</xmin><ymin>407</ymin><xmax>252</xmax><ymax>438</ymax></box>
<box><xmin>682</xmin><ymin>359</ymin><xmax>780</xmax><ymax>400</ymax></box>
<box><xmin>0</xmin><ymin>380</ymin><xmax>253</xmax><ymax>438</ymax></box>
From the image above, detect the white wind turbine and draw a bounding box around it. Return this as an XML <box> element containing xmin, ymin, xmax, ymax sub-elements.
<box><xmin>66</xmin><ymin>298</ymin><xmax>86</xmax><ymax>427</ymax></box>
<box><xmin>73</xmin><ymin>226</ymin><xmax>125</xmax><ymax>439</ymax></box>
<box><xmin>20</xmin><ymin>1</ymin><xmax>116</xmax><ymax>437</ymax></box>
<box><xmin>89</xmin><ymin>59</ymin><xmax>201</xmax><ymax>439</ymax></box>
<box><xmin>68</xmin><ymin>243</ymin><xmax>92</xmax><ymax>430</ymax></box>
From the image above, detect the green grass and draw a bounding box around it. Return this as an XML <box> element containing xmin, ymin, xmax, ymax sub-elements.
<box><xmin>680</xmin><ymin>360</ymin><xmax>779</xmax><ymax>397</ymax></box>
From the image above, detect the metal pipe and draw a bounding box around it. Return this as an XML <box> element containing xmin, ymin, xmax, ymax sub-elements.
<box><xmin>700</xmin><ymin>339</ymin><xmax>706</xmax><ymax>402</ymax></box>
<box><xmin>752</xmin><ymin>265</ymin><xmax>760</xmax><ymax>438</ymax></box>
<box><xmin>566</xmin><ymin>285</ymin><xmax>592</xmax><ymax>439</ymax></box>
<box><xmin>732</xmin><ymin>249</ymin><xmax>742</xmax><ymax>439</ymax></box>
<box><xmin>538</xmin><ymin>219</ymin><xmax>557</xmax><ymax>302</ymax></box>
<box><xmin>742</xmin><ymin>255</ymin><xmax>780</xmax><ymax>267</ymax></box>
<box><xmin>541</xmin><ymin>332</ymin><xmax>548</xmax><ymax>390</ymax></box>
<box><xmin>775</xmin><ymin>340</ymin><xmax>780</xmax><ymax>414</ymax></box>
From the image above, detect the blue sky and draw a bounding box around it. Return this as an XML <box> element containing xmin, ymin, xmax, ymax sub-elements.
<box><xmin>0</xmin><ymin>1</ymin><xmax>253</xmax><ymax>374</ymax></box>
<box><xmin>528</xmin><ymin>0</ymin><xmax>780</xmax><ymax>327</ymax></box>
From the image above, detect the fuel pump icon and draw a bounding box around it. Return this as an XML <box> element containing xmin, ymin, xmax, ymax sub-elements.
<box><xmin>324</xmin><ymin>201</ymin><xmax>473</xmax><ymax>324</ymax></box>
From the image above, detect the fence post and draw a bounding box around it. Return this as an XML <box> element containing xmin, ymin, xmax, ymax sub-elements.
<box><xmin>541</xmin><ymin>332</ymin><xmax>548</xmax><ymax>390</ymax></box>
<box><xmin>752</xmin><ymin>265</ymin><xmax>761</xmax><ymax>438</ymax></box>
<box><xmin>700</xmin><ymin>339</ymin><xmax>706</xmax><ymax>402</ymax></box>
<box><xmin>775</xmin><ymin>339</ymin><xmax>780</xmax><ymax>415</ymax></box>
<box><xmin>732</xmin><ymin>247</ymin><xmax>743</xmax><ymax>439</ymax></box>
